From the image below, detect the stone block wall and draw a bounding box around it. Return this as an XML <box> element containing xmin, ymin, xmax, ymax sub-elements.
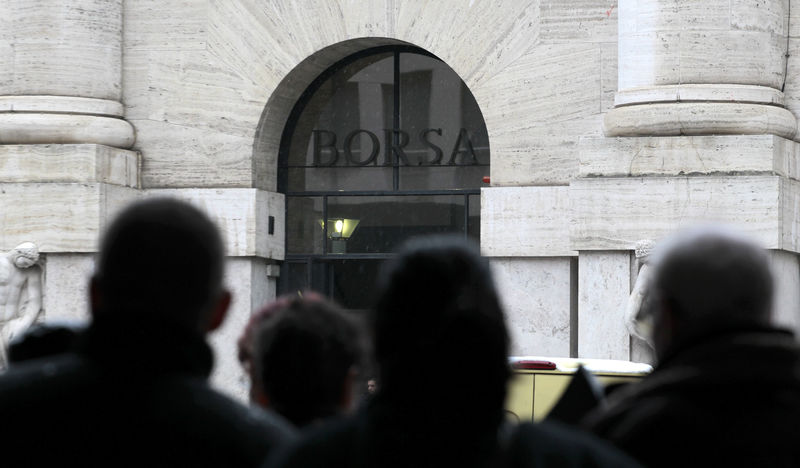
<box><xmin>4</xmin><ymin>0</ymin><xmax>800</xmax><ymax>398</ymax></box>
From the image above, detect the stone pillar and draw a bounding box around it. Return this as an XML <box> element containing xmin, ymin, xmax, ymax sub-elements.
<box><xmin>574</xmin><ymin>0</ymin><xmax>800</xmax><ymax>358</ymax></box>
<box><xmin>606</xmin><ymin>0</ymin><xmax>795</xmax><ymax>139</ymax></box>
<box><xmin>0</xmin><ymin>1</ymin><xmax>139</xmax><ymax>324</ymax></box>
<box><xmin>577</xmin><ymin>251</ymin><xmax>630</xmax><ymax>360</ymax></box>
<box><xmin>0</xmin><ymin>0</ymin><xmax>134</xmax><ymax>148</ymax></box>
<box><xmin>481</xmin><ymin>186</ymin><xmax>575</xmax><ymax>357</ymax></box>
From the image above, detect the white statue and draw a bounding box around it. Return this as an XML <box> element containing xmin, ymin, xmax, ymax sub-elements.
<box><xmin>626</xmin><ymin>239</ymin><xmax>656</xmax><ymax>347</ymax></box>
<box><xmin>0</xmin><ymin>242</ymin><xmax>43</xmax><ymax>366</ymax></box>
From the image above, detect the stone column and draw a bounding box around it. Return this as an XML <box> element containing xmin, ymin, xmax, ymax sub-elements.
<box><xmin>606</xmin><ymin>0</ymin><xmax>795</xmax><ymax>139</ymax></box>
<box><xmin>574</xmin><ymin>0</ymin><xmax>800</xmax><ymax>357</ymax></box>
<box><xmin>0</xmin><ymin>0</ymin><xmax>134</xmax><ymax>147</ymax></box>
<box><xmin>0</xmin><ymin>0</ymin><xmax>139</xmax><ymax>324</ymax></box>
<box><xmin>577</xmin><ymin>251</ymin><xmax>630</xmax><ymax>360</ymax></box>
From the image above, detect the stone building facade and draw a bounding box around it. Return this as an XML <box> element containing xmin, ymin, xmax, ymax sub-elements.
<box><xmin>2</xmin><ymin>0</ymin><xmax>799</xmax><ymax>398</ymax></box>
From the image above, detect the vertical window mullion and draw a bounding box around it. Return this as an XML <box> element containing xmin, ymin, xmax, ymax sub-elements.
<box><xmin>393</xmin><ymin>51</ymin><xmax>400</xmax><ymax>191</ymax></box>
<box><xmin>322</xmin><ymin>195</ymin><xmax>328</xmax><ymax>255</ymax></box>
<box><xmin>464</xmin><ymin>194</ymin><xmax>470</xmax><ymax>239</ymax></box>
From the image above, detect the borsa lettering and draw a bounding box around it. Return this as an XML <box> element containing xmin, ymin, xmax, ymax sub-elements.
<box><xmin>312</xmin><ymin>128</ymin><xmax>479</xmax><ymax>167</ymax></box>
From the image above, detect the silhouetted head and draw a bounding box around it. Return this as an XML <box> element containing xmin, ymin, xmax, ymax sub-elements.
<box><xmin>91</xmin><ymin>198</ymin><xmax>230</xmax><ymax>333</ymax></box>
<box><xmin>648</xmin><ymin>226</ymin><xmax>773</xmax><ymax>359</ymax></box>
<box><xmin>246</xmin><ymin>295</ymin><xmax>364</xmax><ymax>427</ymax></box>
<box><xmin>372</xmin><ymin>235</ymin><xmax>509</xmax><ymax>418</ymax></box>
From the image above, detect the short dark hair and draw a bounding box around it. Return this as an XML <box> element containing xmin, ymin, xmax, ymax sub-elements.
<box><xmin>372</xmin><ymin>235</ymin><xmax>509</xmax><ymax>419</ymax></box>
<box><xmin>651</xmin><ymin>227</ymin><xmax>773</xmax><ymax>327</ymax></box>
<box><xmin>252</xmin><ymin>296</ymin><xmax>363</xmax><ymax>427</ymax></box>
<box><xmin>93</xmin><ymin>198</ymin><xmax>225</xmax><ymax>329</ymax></box>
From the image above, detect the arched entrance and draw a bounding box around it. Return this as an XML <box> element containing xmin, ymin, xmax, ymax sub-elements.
<box><xmin>278</xmin><ymin>45</ymin><xmax>489</xmax><ymax>309</ymax></box>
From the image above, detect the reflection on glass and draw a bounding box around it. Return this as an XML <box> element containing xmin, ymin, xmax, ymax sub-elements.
<box><xmin>398</xmin><ymin>52</ymin><xmax>490</xmax><ymax>190</ymax></box>
<box><xmin>284</xmin><ymin>50</ymin><xmax>489</xmax><ymax>193</ymax></box>
<box><xmin>326</xmin><ymin>195</ymin><xmax>466</xmax><ymax>254</ymax></box>
<box><xmin>286</xmin><ymin>197</ymin><xmax>323</xmax><ymax>254</ymax></box>
<box><xmin>468</xmin><ymin>194</ymin><xmax>480</xmax><ymax>239</ymax></box>
<box><xmin>288</xmin><ymin>167</ymin><xmax>392</xmax><ymax>192</ymax></box>
<box><xmin>287</xmin><ymin>53</ymin><xmax>394</xmax><ymax>192</ymax></box>
<box><xmin>281</xmin><ymin>262</ymin><xmax>308</xmax><ymax>297</ymax></box>
<box><xmin>399</xmin><ymin>165</ymin><xmax>488</xmax><ymax>190</ymax></box>
<box><xmin>280</xmin><ymin>48</ymin><xmax>489</xmax><ymax>311</ymax></box>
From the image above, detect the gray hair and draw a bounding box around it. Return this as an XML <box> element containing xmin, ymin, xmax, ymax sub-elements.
<box><xmin>649</xmin><ymin>226</ymin><xmax>773</xmax><ymax>326</ymax></box>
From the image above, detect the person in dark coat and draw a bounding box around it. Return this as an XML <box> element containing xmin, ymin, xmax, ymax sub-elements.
<box><xmin>582</xmin><ymin>227</ymin><xmax>800</xmax><ymax>467</ymax></box>
<box><xmin>265</xmin><ymin>236</ymin><xmax>641</xmax><ymax>468</ymax></box>
<box><xmin>0</xmin><ymin>198</ymin><xmax>295</xmax><ymax>467</ymax></box>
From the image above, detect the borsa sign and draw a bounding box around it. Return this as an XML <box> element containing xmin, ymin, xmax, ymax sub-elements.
<box><xmin>311</xmin><ymin>128</ymin><xmax>481</xmax><ymax>167</ymax></box>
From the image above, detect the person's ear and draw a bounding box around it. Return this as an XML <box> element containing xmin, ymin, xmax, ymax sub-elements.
<box><xmin>89</xmin><ymin>276</ymin><xmax>103</xmax><ymax>319</ymax></box>
<box><xmin>206</xmin><ymin>290</ymin><xmax>231</xmax><ymax>332</ymax></box>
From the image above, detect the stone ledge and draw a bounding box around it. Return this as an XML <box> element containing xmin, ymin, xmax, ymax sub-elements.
<box><xmin>0</xmin><ymin>113</ymin><xmax>135</xmax><ymax>148</ymax></box>
<box><xmin>0</xmin><ymin>96</ymin><xmax>124</xmax><ymax>117</ymax></box>
<box><xmin>614</xmin><ymin>84</ymin><xmax>785</xmax><ymax>107</ymax></box>
<box><xmin>570</xmin><ymin>175</ymin><xmax>800</xmax><ymax>252</ymax></box>
<box><xmin>603</xmin><ymin>102</ymin><xmax>797</xmax><ymax>140</ymax></box>
<box><xmin>0</xmin><ymin>182</ymin><xmax>138</xmax><ymax>252</ymax></box>
<box><xmin>481</xmin><ymin>186</ymin><xmax>575</xmax><ymax>257</ymax></box>
<box><xmin>580</xmin><ymin>134</ymin><xmax>800</xmax><ymax>181</ymax></box>
<box><xmin>0</xmin><ymin>185</ymin><xmax>284</xmax><ymax>259</ymax></box>
<box><xmin>147</xmin><ymin>188</ymin><xmax>284</xmax><ymax>260</ymax></box>
<box><xmin>0</xmin><ymin>144</ymin><xmax>139</xmax><ymax>187</ymax></box>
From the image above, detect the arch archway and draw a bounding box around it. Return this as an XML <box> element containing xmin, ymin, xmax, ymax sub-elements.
<box><xmin>258</xmin><ymin>42</ymin><xmax>490</xmax><ymax>309</ymax></box>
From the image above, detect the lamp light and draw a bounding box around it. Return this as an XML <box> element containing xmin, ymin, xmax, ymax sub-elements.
<box><xmin>318</xmin><ymin>218</ymin><xmax>360</xmax><ymax>253</ymax></box>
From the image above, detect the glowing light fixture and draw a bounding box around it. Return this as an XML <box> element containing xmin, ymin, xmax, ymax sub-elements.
<box><xmin>318</xmin><ymin>218</ymin><xmax>360</xmax><ymax>254</ymax></box>
<box><xmin>318</xmin><ymin>219</ymin><xmax>360</xmax><ymax>239</ymax></box>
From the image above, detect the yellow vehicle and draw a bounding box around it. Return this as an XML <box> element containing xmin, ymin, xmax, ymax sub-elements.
<box><xmin>505</xmin><ymin>357</ymin><xmax>652</xmax><ymax>422</ymax></box>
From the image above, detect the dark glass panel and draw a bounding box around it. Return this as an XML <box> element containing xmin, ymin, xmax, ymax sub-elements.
<box><xmin>286</xmin><ymin>197</ymin><xmax>323</xmax><ymax>254</ymax></box>
<box><xmin>468</xmin><ymin>194</ymin><xmax>480</xmax><ymax>240</ymax></box>
<box><xmin>326</xmin><ymin>195</ymin><xmax>466</xmax><ymax>254</ymax></box>
<box><xmin>287</xmin><ymin>53</ymin><xmax>394</xmax><ymax>192</ymax></box>
<box><xmin>397</xmin><ymin>52</ymin><xmax>490</xmax><ymax>190</ymax></box>
<box><xmin>399</xmin><ymin>165</ymin><xmax>488</xmax><ymax>190</ymax></box>
<box><xmin>328</xmin><ymin>259</ymin><xmax>384</xmax><ymax>310</ymax></box>
<box><xmin>280</xmin><ymin>262</ymin><xmax>308</xmax><ymax>298</ymax></box>
<box><xmin>288</xmin><ymin>167</ymin><xmax>392</xmax><ymax>192</ymax></box>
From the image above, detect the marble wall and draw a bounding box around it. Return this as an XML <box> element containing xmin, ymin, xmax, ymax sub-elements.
<box><xmin>5</xmin><ymin>1</ymin><xmax>800</xmax><ymax>399</ymax></box>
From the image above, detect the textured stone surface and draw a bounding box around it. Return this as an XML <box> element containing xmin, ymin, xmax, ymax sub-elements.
<box><xmin>479</xmin><ymin>43</ymin><xmax>603</xmax><ymax>186</ymax></box>
<box><xmin>0</xmin><ymin>0</ymin><xmax>123</xmax><ymax>100</ymax></box>
<box><xmin>0</xmin><ymin>96</ymin><xmax>124</xmax><ymax>116</ymax></box>
<box><xmin>0</xmin><ymin>113</ymin><xmax>136</xmax><ymax>148</ymax></box>
<box><xmin>580</xmin><ymin>135</ymin><xmax>800</xmax><ymax>180</ymax></box>
<box><xmin>491</xmin><ymin>257</ymin><xmax>571</xmax><ymax>357</ymax></box>
<box><xmin>481</xmin><ymin>186</ymin><xmax>574</xmax><ymax>257</ymax></box>
<box><xmin>618</xmin><ymin>0</ymin><xmax>787</xmax><ymax>90</ymax></box>
<box><xmin>570</xmin><ymin>175</ymin><xmax>800</xmax><ymax>252</ymax></box>
<box><xmin>146</xmin><ymin>188</ymin><xmax>285</xmax><ymax>260</ymax></box>
<box><xmin>0</xmin><ymin>183</ymin><xmax>139</xmax><ymax>252</ymax></box>
<box><xmin>780</xmin><ymin>5</ymin><xmax>800</xmax><ymax>135</ymax></box>
<box><xmin>122</xmin><ymin>0</ymin><xmax>610</xmax><ymax>188</ymax></box>
<box><xmin>41</xmin><ymin>253</ymin><xmax>93</xmax><ymax>324</ymax></box>
<box><xmin>0</xmin><ymin>144</ymin><xmax>139</xmax><ymax>187</ymax></box>
<box><xmin>578</xmin><ymin>251</ymin><xmax>630</xmax><ymax>360</ymax></box>
<box><xmin>540</xmin><ymin>0</ymin><xmax>617</xmax><ymax>43</ymax></box>
<box><xmin>603</xmin><ymin>102</ymin><xmax>797</xmax><ymax>139</ymax></box>
<box><xmin>614</xmin><ymin>84</ymin><xmax>786</xmax><ymax>107</ymax></box>
<box><xmin>769</xmin><ymin>249</ymin><xmax>800</xmax><ymax>335</ymax></box>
